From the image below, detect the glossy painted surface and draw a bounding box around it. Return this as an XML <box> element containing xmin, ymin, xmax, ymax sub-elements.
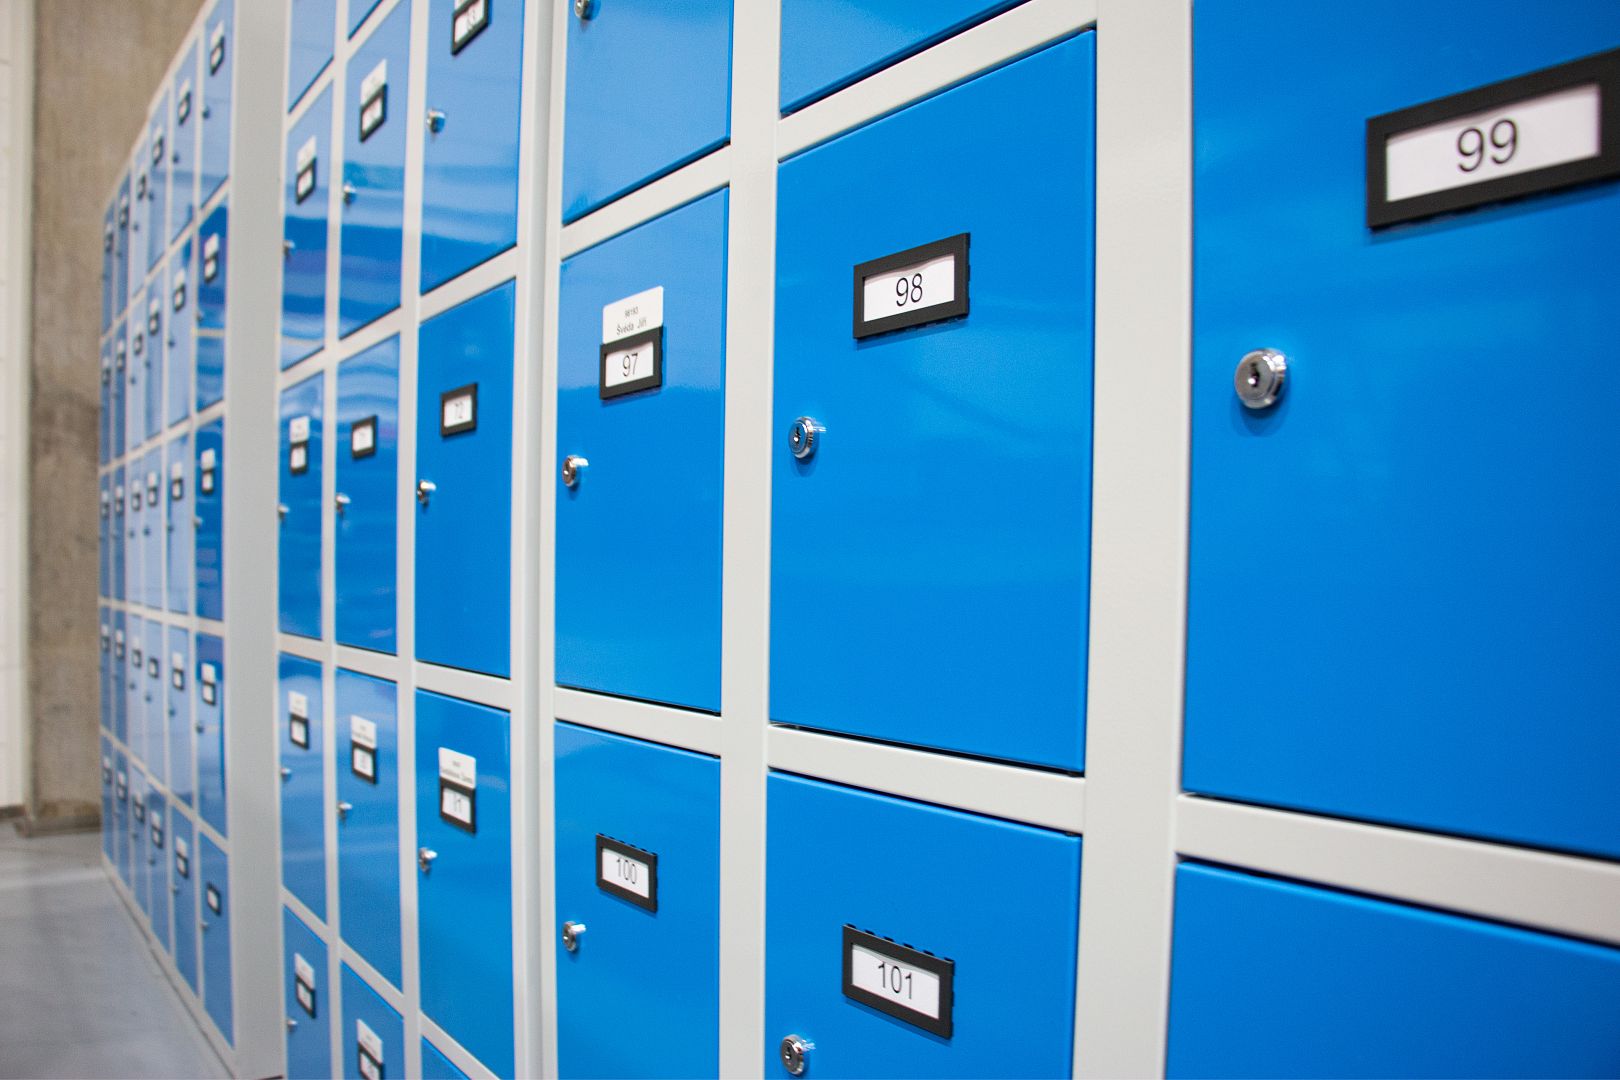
<box><xmin>194</xmin><ymin>632</ymin><xmax>227</xmax><ymax>836</ymax></box>
<box><xmin>166</xmin><ymin>240</ymin><xmax>194</xmax><ymax>428</ymax></box>
<box><xmin>287</xmin><ymin>0</ymin><xmax>336</xmax><ymax>110</ymax></box>
<box><xmin>765</xmin><ymin>773</ymin><xmax>1081</xmax><ymax>1077</ymax></box>
<box><xmin>167</xmin><ymin>625</ymin><xmax>193</xmax><ymax>808</ymax></box>
<box><xmin>279</xmin><ymin>375</ymin><xmax>324</xmax><ymax>638</ymax></box>
<box><xmin>146</xmin><ymin>788</ymin><xmax>171</xmax><ymax>954</ymax></box>
<box><xmin>142</xmin><ymin>452</ymin><xmax>163</xmax><ymax>611</ymax></box>
<box><xmin>282</xmin><ymin>907</ymin><xmax>332</xmax><ymax>1079</ymax></box>
<box><xmin>195</xmin><ymin>201</ymin><xmax>228</xmax><ymax>410</ymax></box>
<box><xmin>129</xmin><ymin>139</ymin><xmax>149</xmax><ymax>305</ymax></box>
<box><xmin>100</xmin><ymin>736</ymin><xmax>114</xmax><ymax>861</ymax></box>
<box><xmin>1168</xmin><ymin>863</ymin><xmax>1620</xmax><ymax>1078</ymax></box>
<box><xmin>199</xmin><ymin>831</ymin><xmax>233</xmax><ymax>1045</ymax></box>
<box><xmin>555</xmin><ymin>723</ymin><xmax>721</xmax><ymax>1078</ymax></box>
<box><xmin>144</xmin><ymin>617</ymin><xmax>165</xmax><ymax>781</ymax></box>
<box><xmin>341</xmin><ymin>965</ymin><xmax>403</xmax><ymax>1080</ymax></box>
<box><xmin>146</xmin><ymin>99</ymin><xmax>170</xmax><ymax>272</ymax></box>
<box><xmin>334</xmin><ymin>669</ymin><xmax>402</xmax><ymax>987</ymax></box>
<box><xmin>1185</xmin><ymin>3</ymin><xmax>1620</xmax><ymax>860</ymax></box>
<box><xmin>113</xmin><ymin>751</ymin><xmax>130</xmax><ymax>884</ymax></box>
<box><xmin>166</xmin><ymin>433</ymin><xmax>194</xmax><ymax>614</ymax></box>
<box><xmin>98</xmin><ymin>475</ymin><xmax>109</xmax><ymax>596</ymax></box>
<box><xmin>169</xmin><ymin>43</ymin><xmax>199</xmax><ymax>243</ymax></box>
<box><xmin>415</xmin><ymin>691</ymin><xmax>514</xmax><ymax>1076</ymax></box>
<box><xmin>279</xmin><ymin>654</ymin><xmax>327</xmax><ymax>917</ymax></box>
<box><xmin>335</xmin><ymin>337</ymin><xmax>399</xmax><ymax>653</ymax></box>
<box><xmin>556</xmin><ymin>192</ymin><xmax>726</xmax><ymax>712</ymax></box>
<box><xmin>125</xmin><ymin>615</ymin><xmax>145</xmax><ymax>770</ymax></box>
<box><xmin>112</xmin><ymin>329</ymin><xmax>127</xmax><ymax>459</ymax></box>
<box><xmin>130</xmin><ymin>772</ymin><xmax>150</xmax><ymax>920</ymax></box>
<box><xmin>282</xmin><ymin>87</ymin><xmax>332</xmax><ymax>369</ymax></box>
<box><xmin>350</xmin><ymin>0</ymin><xmax>384</xmax><ymax>36</ymax></box>
<box><xmin>339</xmin><ymin>0</ymin><xmax>411</xmax><ymax>336</ymax></box>
<box><xmin>114</xmin><ymin>176</ymin><xmax>130</xmax><ymax>313</ymax></box>
<box><xmin>99</xmin><ymin>347</ymin><xmax>110</xmax><ymax>466</ymax></box>
<box><xmin>194</xmin><ymin>419</ymin><xmax>224</xmax><ymax>620</ymax></box>
<box><xmin>125</xmin><ymin>304</ymin><xmax>146</xmax><ymax>458</ymax></box>
<box><xmin>771</xmin><ymin>34</ymin><xmax>1095</xmax><ymax>770</ymax></box>
<box><xmin>172</xmin><ymin>811</ymin><xmax>199</xmax><ymax>993</ymax></box>
<box><xmin>420</xmin><ymin>0</ymin><xmax>525</xmax><ymax>292</ymax></box>
<box><xmin>199</xmin><ymin>0</ymin><xmax>234</xmax><ymax>205</ymax></box>
<box><xmin>112</xmin><ymin>610</ymin><xmax>128</xmax><ymax>742</ymax></box>
<box><xmin>123</xmin><ymin>451</ymin><xmax>142</xmax><ymax>607</ymax></box>
<box><xmin>414</xmin><ymin>282</ymin><xmax>514</xmax><ymax>677</ymax></box>
<box><xmin>112</xmin><ymin>465</ymin><xmax>125</xmax><ymax>601</ymax></box>
<box><xmin>421</xmin><ymin>1039</ymin><xmax>469</xmax><ymax>1079</ymax></box>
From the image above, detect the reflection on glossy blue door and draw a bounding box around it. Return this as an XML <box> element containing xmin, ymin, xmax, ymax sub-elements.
<box><xmin>279</xmin><ymin>654</ymin><xmax>326</xmax><ymax>918</ymax></box>
<box><xmin>195</xmin><ymin>202</ymin><xmax>228</xmax><ymax>410</ymax></box>
<box><xmin>334</xmin><ymin>668</ymin><xmax>401</xmax><ymax>988</ymax></box>
<box><xmin>283</xmin><ymin>87</ymin><xmax>332</xmax><ymax>369</ymax></box>
<box><xmin>422</xmin><ymin>1038</ymin><xmax>469</xmax><ymax>1080</ymax></box>
<box><xmin>194</xmin><ymin>419</ymin><xmax>224</xmax><ymax>620</ymax></box>
<box><xmin>195</xmin><ymin>632</ymin><xmax>227</xmax><ymax>836</ymax></box>
<box><xmin>279</xmin><ymin>375</ymin><xmax>324</xmax><ymax>638</ymax></box>
<box><xmin>112</xmin><ymin>610</ymin><xmax>128</xmax><ymax>741</ymax></box>
<box><xmin>335</xmin><ymin>337</ymin><xmax>398</xmax><ymax>653</ymax></box>
<box><xmin>144</xmin><ymin>617</ymin><xmax>165</xmax><ymax>782</ymax></box>
<box><xmin>341</xmin><ymin>965</ymin><xmax>403</xmax><ymax>1080</ymax></box>
<box><xmin>283</xmin><ymin>907</ymin><xmax>332</xmax><ymax>1079</ymax></box>
<box><xmin>287</xmin><ymin>0</ymin><xmax>336</xmax><ymax>110</ymax></box>
<box><xmin>199</xmin><ymin>0</ymin><xmax>234</xmax><ymax>205</ymax></box>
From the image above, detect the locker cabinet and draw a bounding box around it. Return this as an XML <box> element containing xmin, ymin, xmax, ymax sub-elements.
<box><xmin>414</xmin><ymin>281</ymin><xmax>514</xmax><ymax>677</ymax></box>
<box><xmin>173</xmin><ymin>813</ymin><xmax>200</xmax><ymax>994</ymax></box>
<box><xmin>102</xmin><ymin>200</ymin><xmax>115</xmax><ymax>334</ymax></box>
<box><xmin>131</xmin><ymin>773</ymin><xmax>151</xmax><ymax>917</ymax></box>
<box><xmin>1184</xmin><ymin>2</ymin><xmax>1620</xmax><ymax>859</ymax></box>
<box><xmin>335</xmin><ymin>336</ymin><xmax>399</xmax><ymax>653</ymax></box>
<box><xmin>780</xmin><ymin>0</ymin><xmax>1023</xmax><ymax>112</ymax></box>
<box><xmin>196</xmin><ymin>201</ymin><xmax>228</xmax><ymax>411</ymax></box>
<box><xmin>764</xmin><ymin>773</ymin><xmax>1081</xmax><ymax>1078</ymax></box>
<box><xmin>278</xmin><ymin>654</ymin><xmax>327</xmax><ymax>918</ymax></box>
<box><xmin>194</xmin><ymin>419</ymin><xmax>224</xmax><ymax>620</ymax></box>
<box><xmin>147</xmin><ymin>789</ymin><xmax>171</xmax><ymax>954</ymax></box>
<box><xmin>420</xmin><ymin>0</ymin><xmax>525</xmax><ymax>292</ymax></box>
<box><xmin>283</xmin><ymin>907</ymin><xmax>332</xmax><ymax>1080</ymax></box>
<box><xmin>143</xmin><ymin>301</ymin><xmax>163</xmax><ymax>442</ymax></box>
<box><xmin>167</xmin><ymin>625</ymin><xmax>194</xmax><ymax>809</ymax></box>
<box><xmin>144</xmin><ymin>617</ymin><xmax>165</xmax><ymax>782</ymax></box>
<box><xmin>200</xmin><ymin>0</ymin><xmax>234</xmax><ymax>206</ymax></box>
<box><xmin>282</xmin><ymin>86</ymin><xmax>332</xmax><ymax>369</ymax></box>
<box><xmin>423</xmin><ymin>1040</ymin><xmax>469</xmax><ymax>1080</ymax></box>
<box><xmin>771</xmin><ymin>33</ymin><xmax>1095</xmax><ymax>771</ymax></box>
<box><xmin>195</xmin><ymin>632</ymin><xmax>227</xmax><ymax>836</ymax></box>
<box><xmin>124</xmin><ymin>452</ymin><xmax>143</xmax><ymax>608</ymax></box>
<box><xmin>99</xmin><ymin>614</ymin><xmax>111</xmax><ymax>732</ymax></box>
<box><xmin>334</xmin><ymin>668</ymin><xmax>402</xmax><ymax>987</ymax></box>
<box><xmin>98</xmin><ymin>476</ymin><xmax>110</xmax><ymax>597</ymax></box>
<box><xmin>112</xmin><ymin>467</ymin><xmax>126</xmax><ymax>601</ymax></box>
<box><xmin>279</xmin><ymin>374</ymin><xmax>324</xmax><ymax>638</ymax></box>
<box><xmin>170</xmin><ymin>43</ymin><xmax>200</xmax><ymax>243</ymax></box>
<box><xmin>199</xmin><ymin>831</ymin><xmax>234</xmax><ymax>1045</ymax></box>
<box><xmin>561</xmin><ymin>0</ymin><xmax>732</xmax><ymax>221</ymax></box>
<box><xmin>556</xmin><ymin>190</ymin><xmax>725</xmax><ymax>712</ymax></box>
<box><xmin>167</xmin><ymin>240</ymin><xmax>195</xmax><ymax>429</ymax></box>
<box><xmin>350</xmin><ymin>0</ymin><xmax>384</xmax><ymax>37</ymax></box>
<box><xmin>287</xmin><ymin>0</ymin><xmax>336</xmax><ymax>111</ymax></box>
<box><xmin>415</xmin><ymin>690</ymin><xmax>514</xmax><ymax>1076</ymax></box>
<box><xmin>339</xmin><ymin>0</ymin><xmax>412</xmax><ymax>337</ymax></box>
<box><xmin>112</xmin><ymin>611</ymin><xmax>128</xmax><ymax>742</ymax></box>
<box><xmin>341</xmin><ymin>965</ymin><xmax>403</xmax><ymax>1080</ymax></box>
<box><xmin>147</xmin><ymin>100</ymin><xmax>170</xmax><ymax>272</ymax></box>
<box><xmin>115</xmin><ymin>175</ymin><xmax>130</xmax><ymax>312</ymax></box>
<box><xmin>554</xmin><ymin>723</ymin><xmax>721</xmax><ymax>1078</ymax></box>
<box><xmin>166</xmin><ymin>432</ymin><xmax>194</xmax><ymax>614</ymax></box>
<box><xmin>1167</xmin><ymin>863</ymin><xmax>1620</xmax><ymax>1078</ymax></box>
<box><xmin>101</xmin><ymin>737</ymin><xmax>115</xmax><ymax>862</ymax></box>
<box><xmin>114</xmin><ymin>751</ymin><xmax>131</xmax><ymax>885</ymax></box>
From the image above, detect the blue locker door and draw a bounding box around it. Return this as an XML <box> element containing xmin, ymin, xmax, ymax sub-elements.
<box><xmin>115</xmin><ymin>177</ymin><xmax>130</xmax><ymax>311</ymax></box>
<box><xmin>341</xmin><ymin>965</ymin><xmax>403</xmax><ymax>1080</ymax></box>
<box><xmin>166</xmin><ymin>433</ymin><xmax>194</xmax><ymax>614</ymax></box>
<box><xmin>282</xmin><ymin>87</ymin><xmax>332</xmax><ymax>369</ymax></box>
<box><xmin>279</xmin><ymin>375</ymin><xmax>324</xmax><ymax>638</ymax></box>
<box><xmin>334</xmin><ymin>337</ymin><xmax>398</xmax><ymax>653</ymax></box>
<box><xmin>131</xmin><ymin>774</ymin><xmax>151</xmax><ymax>919</ymax></box>
<box><xmin>422</xmin><ymin>1039</ymin><xmax>469</xmax><ymax>1080</ymax></box>
<box><xmin>167</xmin><ymin>240</ymin><xmax>194</xmax><ymax>428</ymax></box>
<box><xmin>287</xmin><ymin>0</ymin><xmax>336</xmax><ymax>110</ymax></box>
<box><xmin>561</xmin><ymin>0</ymin><xmax>733</xmax><ymax>221</ymax></box>
<box><xmin>167</xmin><ymin>625</ymin><xmax>194</xmax><ymax>809</ymax></box>
<box><xmin>419</xmin><ymin>0</ymin><xmax>525</xmax><ymax>292</ymax></box>
<box><xmin>771</xmin><ymin>34</ymin><xmax>1095</xmax><ymax>771</ymax></box>
<box><xmin>283</xmin><ymin>907</ymin><xmax>332</xmax><ymax>1080</ymax></box>
<box><xmin>1185</xmin><ymin>4</ymin><xmax>1620</xmax><ymax>861</ymax></box>
<box><xmin>147</xmin><ymin>105</ymin><xmax>169</xmax><ymax>272</ymax></box>
<box><xmin>113</xmin><ymin>752</ymin><xmax>130</xmax><ymax>884</ymax></box>
<box><xmin>279</xmin><ymin>654</ymin><xmax>327</xmax><ymax>918</ymax></box>
<box><xmin>554</xmin><ymin>723</ymin><xmax>721</xmax><ymax>1078</ymax></box>
<box><xmin>195</xmin><ymin>202</ymin><xmax>228</xmax><ymax>410</ymax></box>
<box><xmin>415</xmin><ymin>690</ymin><xmax>514</xmax><ymax>1076</ymax></box>
<box><xmin>1168</xmin><ymin>864</ymin><xmax>1620</xmax><ymax>1078</ymax></box>
<box><xmin>199</xmin><ymin>831</ymin><xmax>234</xmax><ymax>1045</ymax></box>
<box><xmin>765</xmin><ymin>774</ymin><xmax>1081</xmax><ymax>1078</ymax></box>
<box><xmin>112</xmin><ymin>467</ymin><xmax>126</xmax><ymax>601</ymax></box>
<box><xmin>195</xmin><ymin>633</ymin><xmax>227</xmax><ymax>836</ymax></box>
<box><xmin>126</xmin><ymin>614</ymin><xmax>145</xmax><ymax>767</ymax></box>
<box><xmin>125</xmin><ymin>454</ymin><xmax>143</xmax><ymax>608</ymax></box>
<box><xmin>99</xmin><ymin>615</ymin><xmax>111</xmax><ymax>733</ymax></box>
<box><xmin>147</xmin><ymin>789</ymin><xmax>171</xmax><ymax>953</ymax></box>
<box><xmin>100</xmin><ymin>737</ymin><xmax>114</xmax><ymax>861</ymax></box>
<box><xmin>144</xmin><ymin>298</ymin><xmax>164</xmax><ymax>443</ymax></box>
<box><xmin>126</xmin><ymin>307</ymin><xmax>146</xmax><ymax>458</ymax></box>
<box><xmin>199</xmin><ymin>0</ymin><xmax>234</xmax><ymax>206</ymax></box>
<box><xmin>194</xmin><ymin>419</ymin><xmax>224</xmax><ymax>620</ymax></box>
<box><xmin>338</xmin><ymin>1</ymin><xmax>411</xmax><ymax>337</ymax></box>
<box><xmin>414</xmin><ymin>282</ymin><xmax>514</xmax><ymax>677</ymax></box>
<box><xmin>170</xmin><ymin>45</ymin><xmax>199</xmax><ymax>243</ymax></box>
<box><xmin>556</xmin><ymin>190</ymin><xmax>725</xmax><ymax>711</ymax></box>
<box><xmin>780</xmin><ymin>0</ymin><xmax>1023</xmax><ymax>112</ymax></box>
<box><xmin>112</xmin><ymin>331</ymin><xmax>127</xmax><ymax>458</ymax></box>
<box><xmin>142</xmin><ymin>455</ymin><xmax>163</xmax><ymax>613</ymax></box>
<box><xmin>112</xmin><ymin>612</ymin><xmax>128</xmax><ymax>742</ymax></box>
<box><xmin>145</xmin><ymin>617</ymin><xmax>166</xmax><ymax>782</ymax></box>
<box><xmin>334</xmin><ymin>669</ymin><xmax>402</xmax><ymax>987</ymax></box>
<box><xmin>102</xmin><ymin>202</ymin><xmax>115</xmax><ymax>333</ymax></box>
<box><xmin>130</xmin><ymin>142</ymin><xmax>149</xmax><ymax>296</ymax></box>
<box><xmin>99</xmin><ymin>347</ymin><xmax>111</xmax><ymax>465</ymax></box>
<box><xmin>173</xmin><ymin>814</ymin><xmax>199</xmax><ymax>993</ymax></box>
<box><xmin>98</xmin><ymin>477</ymin><xmax>109</xmax><ymax>597</ymax></box>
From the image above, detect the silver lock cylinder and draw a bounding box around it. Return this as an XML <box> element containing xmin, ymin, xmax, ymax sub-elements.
<box><xmin>418</xmin><ymin>847</ymin><xmax>438</xmax><ymax>873</ymax></box>
<box><xmin>562</xmin><ymin>920</ymin><xmax>587</xmax><ymax>952</ymax></box>
<box><xmin>780</xmin><ymin>1034</ymin><xmax>812</xmax><ymax>1076</ymax></box>
<box><xmin>426</xmin><ymin>109</ymin><xmax>447</xmax><ymax>134</ymax></box>
<box><xmin>573</xmin><ymin>0</ymin><xmax>598</xmax><ymax>19</ymax></box>
<box><xmin>416</xmin><ymin>479</ymin><xmax>436</xmax><ymax>505</ymax></box>
<box><xmin>788</xmin><ymin>417</ymin><xmax>823</xmax><ymax>461</ymax></box>
<box><xmin>1235</xmin><ymin>348</ymin><xmax>1287</xmax><ymax>410</ymax></box>
<box><xmin>561</xmin><ymin>455</ymin><xmax>589</xmax><ymax>488</ymax></box>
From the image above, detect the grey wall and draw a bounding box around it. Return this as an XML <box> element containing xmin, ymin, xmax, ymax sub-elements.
<box><xmin>28</xmin><ymin>0</ymin><xmax>202</xmax><ymax>825</ymax></box>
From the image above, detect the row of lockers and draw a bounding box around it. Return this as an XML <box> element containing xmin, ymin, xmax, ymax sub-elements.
<box><xmin>99</xmin><ymin>424</ymin><xmax>221</xmax><ymax>617</ymax></box>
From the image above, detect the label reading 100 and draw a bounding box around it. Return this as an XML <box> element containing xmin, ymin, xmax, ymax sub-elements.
<box><xmin>595</xmin><ymin>835</ymin><xmax>658</xmax><ymax>911</ymax></box>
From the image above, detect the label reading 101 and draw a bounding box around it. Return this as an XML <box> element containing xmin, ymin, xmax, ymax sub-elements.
<box><xmin>595</xmin><ymin>835</ymin><xmax>658</xmax><ymax>911</ymax></box>
<box><xmin>852</xmin><ymin>233</ymin><xmax>970</xmax><ymax>340</ymax></box>
<box><xmin>841</xmin><ymin>926</ymin><xmax>954</xmax><ymax>1038</ymax></box>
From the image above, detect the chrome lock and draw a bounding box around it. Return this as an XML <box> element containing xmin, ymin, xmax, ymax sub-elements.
<box><xmin>573</xmin><ymin>0</ymin><xmax>598</xmax><ymax>19</ymax></box>
<box><xmin>416</xmin><ymin>479</ymin><xmax>437</xmax><ymax>506</ymax></box>
<box><xmin>561</xmin><ymin>455</ymin><xmax>589</xmax><ymax>489</ymax></box>
<box><xmin>1235</xmin><ymin>348</ymin><xmax>1287</xmax><ymax>410</ymax></box>
<box><xmin>788</xmin><ymin>417</ymin><xmax>823</xmax><ymax>461</ymax></box>
<box><xmin>335</xmin><ymin>493</ymin><xmax>351</xmax><ymax>514</ymax></box>
<box><xmin>426</xmin><ymin>109</ymin><xmax>447</xmax><ymax>134</ymax></box>
<box><xmin>561</xmin><ymin>920</ymin><xmax>587</xmax><ymax>952</ymax></box>
<box><xmin>342</xmin><ymin>182</ymin><xmax>357</xmax><ymax>204</ymax></box>
<box><xmin>279</xmin><ymin>766</ymin><xmax>292</xmax><ymax>781</ymax></box>
<box><xmin>336</xmin><ymin>800</ymin><xmax>353</xmax><ymax>821</ymax></box>
<box><xmin>417</xmin><ymin>847</ymin><xmax>438</xmax><ymax>873</ymax></box>
<box><xmin>286</xmin><ymin>1017</ymin><xmax>298</xmax><ymax>1031</ymax></box>
<box><xmin>780</xmin><ymin>1034</ymin><xmax>812</xmax><ymax>1077</ymax></box>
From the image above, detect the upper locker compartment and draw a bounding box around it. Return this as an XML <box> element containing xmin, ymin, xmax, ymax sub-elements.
<box><xmin>279</xmin><ymin>374</ymin><xmax>325</xmax><ymax>639</ymax></box>
<box><xmin>146</xmin><ymin>97</ymin><xmax>170</xmax><ymax>273</ymax></box>
<box><xmin>560</xmin><ymin>0</ymin><xmax>733</xmax><ymax>222</ymax></box>
<box><xmin>556</xmin><ymin>190</ymin><xmax>726</xmax><ymax>713</ymax></box>
<box><xmin>102</xmin><ymin>201</ymin><xmax>115</xmax><ymax>334</ymax></box>
<box><xmin>770</xmin><ymin>34</ymin><xmax>1096</xmax><ymax>771</ymax></box>
<box><xmin>420</xmin><ymin>0</ymin><xmax>526</xmax><ymax>293</ymax></box>
<box><xmin>282</xmin><ymin>86</ymin><xmax>333</xmax><ymax>369</ymax></box>
<box><xmin>170</xmin><ymin>42</ymin><xmax>199</xmax><ymax>244</ymax></box>
<box><xmin>1184</xmin><ymin>2</ymin><xmax>1620</xmax><ymax>860</ymax></box>
<box><xmin>129</xmin><ymin>139</ymin><xmax>149</xmax><ymax>308</ymax></box>
<box><xmin>196</xmin><ymin>201</ymin><xmax>228</xmax><ymax>411</ymax></box>
<box><xmin>287</xmin><ymin>0</ymin><xmax>336</xmax><ymax>111</ymax></box>
<box><xmin>199</xmin><ymin>0</ymin><xmax>234</xmax><ymax>207</ymax></box>
<box><xmin>339</xmin><ymin>0</ymin><xmax>412</xmax><ymax>338</ymax></box>
<box><xmin>780</xmin><ymin>0</ymin><xmax>1025</xmax><ymax>113</ymax></box>
<box><xmin>114</xmin><ymin>174</ymin><xmax>130</xmax><ymax>314</ymax></box>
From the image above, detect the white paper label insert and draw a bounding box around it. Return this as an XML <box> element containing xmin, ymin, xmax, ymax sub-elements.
<box><xmin>848</xmin><ymin>942</ymin><xmax>943</xmax><ymax>1021</ymax></box>
<box><xmin>600</xmin><ymin>846</ymin><xmax>651</xmax><ymax>900</ymax></box>
<box><xmin>862</xmin><ymin>252</ymin><xmax>957</xmax><ymax>327</ymax></box>
<box><xmin>602</xmin><ymin>286</ymin><xmax>664</xmax><ymax>344</ymax></box>
<box><xmin>602</xmin><ymin>339</ymin><xmax>656</xmax><ymax>393</ymax></box>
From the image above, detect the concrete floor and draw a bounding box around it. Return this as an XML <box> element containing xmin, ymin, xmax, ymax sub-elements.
<box><xmin>0</xmin><ymin>828</ymin><xmax>227</xmax><ymax>1079</ymax></box>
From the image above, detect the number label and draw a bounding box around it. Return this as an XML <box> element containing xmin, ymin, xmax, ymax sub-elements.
<box><xmin>288</xmin><ymin>690</ymin><xmax>310</xmax><ymax>749</ymax></box>
<box><xmin>350</xmin><ymin>715</ymin><xmax>379</xmax><ymax>783</ymax></box>
<box><xmin>599</xmin><ymin>328</ymin><xmax>663</xmax><ymax>399</ymax></box>
<box><xmin>438</xmin><ymin>748</ymin><xmax>477</xmax><ymax>832</ymax></box>
<box><xmin>295</xmin><ymin>136</ymin><xmax>318</xmax><ymax>204</ymax></box>
<box><xmin>359</xmin><ymin>59</ymin><xmax>388</xmax><ymax>141</ymax></box>
<box><xmin>595</xmin><ymin>835</ymin><xmax>659</xmax><ymax>911</ymax></box>
<box><xmin>206</xmin><ymin>883</ymin><xmax>222</xmax><ymax>915</ymax></box>
<box><xmin>350</xmin><ymin>416</ymin><xmax>378</xmax><ymax>459</ymax></box>
<box><xmin>451</xmin><ymin>0</ymin><xmax>490</xmax><ymax>53</ymax></box>
<box><xmin>853</xmin><ymin>233</ymin><xmax>970</xmax><ymax>339</ymax></box>
<box><xmin>841</xmin><ymin>926</ymin><xmax>954</xmax><ymax>1038</ymax></box>
<box><xmin>440</xmin><ymin>384</ymin><xmax>477</xmax><ymax>436</ymax></box>
<box><xmin>294</xmin><ymin>952</ymin><xmax>318</xmax><ymax>1018</ymax></box>
<box><xmin>356</xmin><ymin>1020</ymin><xmax>384</xmax><ymax>1080</ymax></box>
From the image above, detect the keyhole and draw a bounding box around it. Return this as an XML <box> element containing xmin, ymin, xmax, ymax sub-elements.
<box><xmin>1246</xmin><ymin>362</ymin><xmax>1261</xmax><ymax>388</ymax></box>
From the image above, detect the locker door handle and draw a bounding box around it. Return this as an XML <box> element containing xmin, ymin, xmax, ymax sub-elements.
<box><xmin>336</xmin><ymin>800</ymin><xmax>352</xmax><ymax>820</ymax></box>
<box><xmin>283</xmin><ymin>239</ymin><xmax>295</xmax><ymax>258</ymax></box>
<box><xmin>417</xmin><ymin>847</ymin><xmax>437</xmax><ymax>873</ymax></box>
<box><xmin>195</xmin><ymin>722</ymin><xmax>205</xmax><ymax>733</ymax></box>
<box><xmin>280</xmin><ymin>767</ymin><xmax>292</xmax><ymax>781</ymax></box>
<box><xmin>277</xmin><ymin>503</ymin><xmax>289</xmax><ymax>520</ymax></box>
<box><xmin>342</xmin><ymin>182</ymin><xmax>357</xmax><ymax>204</ymax></box>
<box><xmin>426</xmin><ymin>109</ymin><xmax>446</xmax><ymax>134</ymax></box>
<box><xmin>200</xmin><ymin>919</ymin><xmax>210</xmax><ymax>930</ymax></box>
<box><xmin>170</xmin><ymin>883</ymin><xmax>179</xmax><ymax>894</ymax></box>
<box><xmin>415</xmin><ymin>480</ymin><xmax>436</xmax><ymax>506</ymax></box>
<box><xmin>561</xmin><ymin>920</ymin><xmax>587</xmax><ymax>952</ymax></box>
<box><xmin>286</xmin><ymin>1017</ymin><xmax>298</xmax><ymax>1031</ymax></box>
<box><xmin>561</xmin><ymin>455</ymin><xmax>588</xmax><ymax>488</ymax></box>
<box><xmin>334</xmin><ymin>493</ymin><xmax>350</xmax><ymax>513</ymax></box>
